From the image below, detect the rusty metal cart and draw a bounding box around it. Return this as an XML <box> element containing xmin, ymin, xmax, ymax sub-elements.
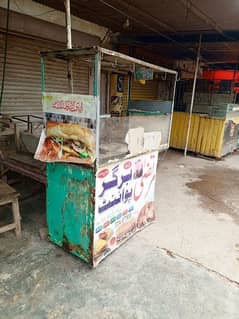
<box><xmin>38</xmin><ymin>47</ymin><xmax>177</xmax><ymax>266</ymax></box>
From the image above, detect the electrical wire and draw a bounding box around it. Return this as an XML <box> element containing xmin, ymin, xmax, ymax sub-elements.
<box><xmin>98</xmin><ymin>0</ymin><xmax>201</xmax><ymax>60</ymax></box>
<box><xmin>0</xmin><ymin>0</ymin><xmax>10</xmax><ymax>112</ymax></box>
<box><xmin>98</xmin><ymin>0</ymin><xmax>239</xmax><ymax>66</ymax></box>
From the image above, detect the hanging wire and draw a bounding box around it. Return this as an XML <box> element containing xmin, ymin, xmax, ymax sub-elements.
<box><xmin>0</xmin><ymin>0</ymin><xmax>10</xmax><ymax>113</ymax></box>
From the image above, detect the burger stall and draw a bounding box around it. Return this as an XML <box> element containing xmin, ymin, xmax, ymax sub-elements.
<box><xmin>35</xmin><ymin>47</ymin><xmax>177</xmax><ymax>266</ymax></box>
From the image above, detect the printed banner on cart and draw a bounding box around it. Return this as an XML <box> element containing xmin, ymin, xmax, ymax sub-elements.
<box><xmin>93</xmin><ymin>151</ymin><xmax>158</xmax><ymax>266</ymax></box>
<box><xmin>35</xmin><ymin>93</ymin><xmax>97</xmax><ymax>165</ymax></box>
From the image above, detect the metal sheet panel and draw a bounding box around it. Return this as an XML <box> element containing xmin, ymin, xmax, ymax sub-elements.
<box><xmin>128</xmin><ymin>100</ymin><xmax>172</xmax><ymax>113</ymax></box>
<box><xmin>47</xmin><ymin>163</ymin><xmax>95</xmax><ymax>264</ymax></box>
<box><xmin>170</xmin><ymin>112</ymin><xmax>188</xmax><ymax>149</ymax></box>
<box><xmin>0</xmin><ymin>34</ymin><xmax>89</xmax><ymax>116</ymax></box>
<box><xmin>170</xmin><ymin>112</ymin><xmax>230</xmax><ymax>158</ymax></box>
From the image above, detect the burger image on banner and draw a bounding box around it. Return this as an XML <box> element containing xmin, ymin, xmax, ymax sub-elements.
<box><xmin>116</xmin><ymin>219</ymin><xmax>137</xmax><ymax>243</ymax></box>
<box><xmin>137</xmin><ymin>201</ymin><xmax>155</xmax><ymax>228</ymax></box>
<box><xmin>93</xmin><ymin>228</ymin><xmax>114</xmax><ymax>262</ymax></box>
<box><xmin>36</xmin><ymin>121</ymin><xmax>95</xmax><ymax>164</ymax></box>
<box><xmin>35</xmin><ymin>93</ymin><xmax>97</xmax><ymax>165</ymax></box>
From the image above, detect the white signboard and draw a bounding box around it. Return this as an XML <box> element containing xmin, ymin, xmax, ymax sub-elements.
<box><xmin>93</xmin><ymin>151</ymin><xmax>158</xmax><ymax>266</ymax></box>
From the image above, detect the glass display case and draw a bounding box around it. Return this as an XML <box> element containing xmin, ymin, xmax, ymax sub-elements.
<box><xmin>36</xmin><ymin>47</ymin><xmax>177</xmax><ymax>266</ymax></box>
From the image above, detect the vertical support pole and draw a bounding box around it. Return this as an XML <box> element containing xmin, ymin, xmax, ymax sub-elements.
<box><xmin>233</xmin><ymin>64</ymin><xmax>238</xmax><ymax>104</ymax></box>
<box><xmin>65</xmin><ymin>0</ymin><xmax>72</xmax><ymax>49</ymax></box>
<box><xmin>0</xmin><ymin>0</ymin><xmax>10</xmax><ymax>112</ymax></box>
<box><xmin>168</xmin><ymin>73</ymin><xmax>178</xmax><ymax>148</ymax></box>
<box><xmin>64</xmin><ymin>0</ymin><xmax>74</xmax><ymax>93</ymax></box>
<box><xmin>94</xmin><ymin>51</ymin><xmax>101</xmax><ymax>168</ymax></box>
<box><xmin>40</xmin><ymin>55</ymin><xmax>46</xmax><ymax>127</ymax></box>
<box><xmin>106</xmin><ymin>71</ymin><xmax>111</xmax><ymax>113</ymax></box>
<box><xmin>67</xmin><ymin>62</ymin><xmax>74</xmax><ymax>93</ymax></box>
<box><xmin>127</xmin><ymin>72</ymin><xmax>132</xmax><ymax>112</ymax></box>
<box><xmin>27</xmin><ymin>115</ymin><xmax>30</xmax><ymax>132</ymax></box>
<box><xmin>184</xmin><ymin>34</ymin><xmax>202</xmax><ymax>157</ymax></box>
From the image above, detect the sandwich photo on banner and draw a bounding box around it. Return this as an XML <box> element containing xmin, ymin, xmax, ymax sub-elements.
<box><xmin>35</xmin><ymin>93</ymin><xmax>97</xmax><ymax>165</ymax></box>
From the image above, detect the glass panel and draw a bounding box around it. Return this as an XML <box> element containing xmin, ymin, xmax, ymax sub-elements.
<box><xmin>99</xmin><ymin>112</ymin><xmax>171</xmax><ymax>166</ymax></box>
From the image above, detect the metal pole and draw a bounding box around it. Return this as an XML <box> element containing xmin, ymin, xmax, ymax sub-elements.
<box><xmin>64</xmin><ymin>0</ymin><xmax>74</xmax><ymax>93</ymax></box>
<box><xmin>233</xmin><ymin>64</ymin><xmax>238</xmax><ymax>104</ymax></box>
<box><xmin>65</xmin><ymin>0</ymin><xmax>72</xmax><ymax>49</ymax></box>
<box><xmin>184</xmin><ymin>34</ymin><xmax>202</xmax><ymax>157</ymax></box>
<box><xmin>168</xmin><ymin>73</ymin><xmax>178</xmax><ymax>148</ymax></box>
<box><xmin>127</xmin><ymin>72</ymin><xmax>132</xmax><ymax>110</ymax></box>
<box><xmin>0</xmin><ymin>0</ymin><xmax>10</xmax><ymax>112</ymax></box>
<box><xmin>94</xmin><ymin>51</ymin><xmax>101</xmax><ymax>169</ymax></box>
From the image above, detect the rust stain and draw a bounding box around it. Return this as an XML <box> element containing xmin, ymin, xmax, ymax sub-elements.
<box><xmin>81</xmin><ymin>225</ymin><xmax>88</xmax><ymax>238</ymax></box>
<box><xmin>62</xmin><ymin>237</ymin><xmax>87</xmax><ymax>258</ymax></box>
<box><xmin>81</xmin><ymin>179</ymin><xmax>89</xmax><ymax>187</ymax></box>
<box><xmin>89</xmin><ymin>195</ymin><xmax>95</xmax><ymax>208</ymax></box>
<box><xmin>89</xmin><ymin>187</ymin><xmax>95</xmax><ymax>195</ymax></box>
<box><xmin>88</xmin><ymin>226</ymin><xmax>94</xmax><ymax>265</ymax></box>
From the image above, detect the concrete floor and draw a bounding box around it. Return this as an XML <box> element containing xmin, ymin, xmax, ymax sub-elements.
<box><xmin>0</xmin><ymin>150</ymin><xmax>239</xmax><ymax>318</ymax></box>
<box><xmin>156</xmin><ymin>150</ymin><xmax>239</xmax><ymax>283</ymax></box>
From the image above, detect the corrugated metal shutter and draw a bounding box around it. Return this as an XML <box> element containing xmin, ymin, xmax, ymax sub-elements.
<box><xmin>0</xmin><ymin>34</ymin><xmax>89</xmax><ymax>116</ymax></box>
<box><xmin>122</xmin><ymin>76</ymin><xmax>158</xmax><ymax>110</ymax></box>
<box><xmin>131</xmin><ymin>79</ymin><xmax>158</xmax><ymax>100</ymax></box>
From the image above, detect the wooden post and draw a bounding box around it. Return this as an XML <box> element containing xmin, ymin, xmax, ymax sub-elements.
<box><xmin>12</xmin><ymin>199</ymin><xmax>21</xmax><ymax>238</ymax></box>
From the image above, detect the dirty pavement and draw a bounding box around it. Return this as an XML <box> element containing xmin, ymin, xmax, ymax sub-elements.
<box><xmin>0</xmin><ymin>150</ymin><xmax>239</xmax><ymax>319</ymax></box>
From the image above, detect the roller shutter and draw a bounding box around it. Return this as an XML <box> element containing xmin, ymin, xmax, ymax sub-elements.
<box><xmin>0</xmin><ymin>33</ymin><xmax>89</xmax><ymax>116</ymax></box>
<box><xmin>122</xmin><ymin>76</ymin><xmax>158</xmax><ymax>110</ymax></box>
<box><xmin>131</xmin><ymin>79</ymin><xmax>158</xmax><ymax>100</ymax></box>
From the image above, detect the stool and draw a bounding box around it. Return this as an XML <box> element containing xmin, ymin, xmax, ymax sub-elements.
<box><xmin>0</xmin><ymin>180</ymin><xmax>21</xmax><ymax>238</ymax></box>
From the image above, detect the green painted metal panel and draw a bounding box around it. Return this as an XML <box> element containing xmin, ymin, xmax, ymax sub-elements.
<box><xmin>47</xmin><ymin>163</ymin><xmax>95</xmax><ymax>264</ymax></box>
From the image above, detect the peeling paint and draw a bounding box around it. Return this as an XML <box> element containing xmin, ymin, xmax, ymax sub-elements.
<box><xmin>47</xmin><ymin>163</ymin><xmax>95</xmax><ymax>264</ymax></box>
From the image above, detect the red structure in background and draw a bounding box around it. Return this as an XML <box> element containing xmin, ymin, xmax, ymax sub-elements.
<box><xmin>203</xmin><ymin>70</ymin><xmax>239</xmax><ymax>93</ymax></box>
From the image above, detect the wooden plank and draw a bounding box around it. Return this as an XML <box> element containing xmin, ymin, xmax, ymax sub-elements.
<box><xmin>0</xmin><ymin>180</ymin><xmax>19</xmax><ymax>203</ymax></box>
<box><xmin>0</xmin><ymin>223</ymin><xmax>16</xmax><ymax>234</ymax></box>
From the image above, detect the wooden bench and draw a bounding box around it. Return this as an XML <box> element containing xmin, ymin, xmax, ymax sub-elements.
<box><xmin>0</xmin><ymin>180</ymin><xmax>21</xmax><ymax>238</ymax></box>
<box><xmin>0</xmin><ymin>115</ymin><xmax>46</xmax><ymax>185</ymax></box>
<box><xmin>0</xmin><ymin>151</ymin><xmax>46</xmax><ymax>185</ymax></box>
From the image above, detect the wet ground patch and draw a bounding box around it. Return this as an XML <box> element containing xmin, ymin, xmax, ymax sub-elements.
<box><xmin>186</xmin><ymin>167</ymin><xmax>239</xmax><ymax>224</ymax></box>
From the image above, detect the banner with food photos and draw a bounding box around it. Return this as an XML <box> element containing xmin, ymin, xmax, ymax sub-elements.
<box><xmin>93</xmin><ymin>151</ymin><xmax>158</xmax><ymax>266</ymax></box>
<box><xmin>35</xmin><ymin>93</ymin><xmax>97</xmax><ymax>165</ymax></box>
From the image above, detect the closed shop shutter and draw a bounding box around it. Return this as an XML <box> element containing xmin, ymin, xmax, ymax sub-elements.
<box><xmin>122</xmin><ymin>76</ymin><xmax>158</xmax><ymax>110</ymax></box>
<box><xmin>0</xmin><ymin>33</ymin><xmax>89</xmax><ymax>116</ymax></box>
<box><xmin>131</xmin><ymin>79</ymin><xmax>158</xmax><ymax>100</ymax></box>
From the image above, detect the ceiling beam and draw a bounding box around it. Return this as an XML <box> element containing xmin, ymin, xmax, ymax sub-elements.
<box><xmin>98</xmin><ymin>0</ymin><xmax>207</xmax><ymax>60</ymax></box>
<box><xmin>178</xmin><ymin>0</ymin><xmax>233</xmax><ymax>39</ymax></box>
<box><xmin>119</xmin><ymin>32</ymin><xmax>239</xmax><ymax>44</ymax></box>
<box><xmin>178</xmin><ymin>0</ymin><xmax>237</xmax><ymax>58</ymax></box>
<box><xmin>99</xmin><ymin>0</ymin><xmax>178</xmax><ymax>34</ymax></box>
<box><xmin>70</xmin><ymin>2</ymin><xmax>123</xmax><ymax>31</ymax></box>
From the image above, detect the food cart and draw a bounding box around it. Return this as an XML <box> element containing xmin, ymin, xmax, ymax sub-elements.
<box><xmin>171</xmin><ymin>104</ymin><xmax>239</xmax><ymax>159</ymax></box>
<box><xmin>35</xmin><ymin>47</ymin><xmax>177</xmax><ymax>266</ymax></box>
